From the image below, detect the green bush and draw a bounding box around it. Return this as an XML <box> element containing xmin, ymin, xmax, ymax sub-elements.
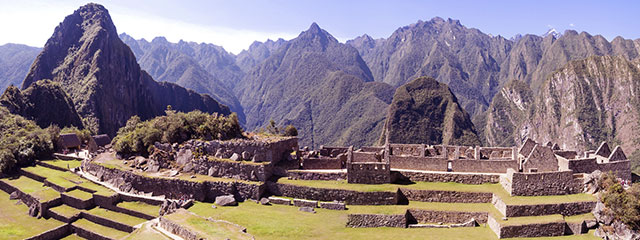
<box><xmin>112</xmin><ymin>110</ymin><xmax>243</xmax><ymax>156</ymax></box>
<box><xmin>0</xmin><ymin>106</ymin><xmax>54</xmax><ymax>174</ymax></box>
<box><xmin>283</xmin><ymin>125</ymin><xmax>298</xmax><ymax>136</ymax></box>
<box><xmin>601</xmin><ymin>172</ymin><xmax>640</xmax><ymax>229</ymax></box>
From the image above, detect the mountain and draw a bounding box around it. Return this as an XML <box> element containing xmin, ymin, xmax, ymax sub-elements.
<box><xmin>235</xmin><ymin>38</ymin><xmax>287</xmax><ymax>72</ymax></box>
<box><xmin>1</xmin><ymin>80</ymin><xmax>83</xmax><ymax>129</ymax></box>
<box><xmin>349</xmin><ymin>17</ymin><xmax>513</xmax><ymax>118</ymax></box>
<box><xmin>120</xmin><ymin>33</ymin><xmax>245</xmax><ymax>122</ymax></box>
<box><xmin>542</xmin><ymin>28</ymin><xmax>562</xmax><ymax>39</ymax></box>
<box><xmin>486</xmin><ymin>56</ymin><xmax>640</xmax><ymax>162</ymax></box>
<box><xmin>380</xmin><ymin>76</ymin><xmax>480</xmax><ymax>146</ymax></box>
<box><xmin>483</xmin><ymin>79</ymin><xmax>534</xmax><ymax>146</ymax></box>
<box><xmin>235</xmin><ymin>23</ymin><xmax>394</xmax><ymax>147</ymax></box>
<box><xmin>0</xmin><ymin>44</ymin><xmax>41</xmax><ymax>92</ymax></box>
<box><xmin>21</xmin><ymin>3</ymin><xmax>229</xmax><ymax>136</ymax></box>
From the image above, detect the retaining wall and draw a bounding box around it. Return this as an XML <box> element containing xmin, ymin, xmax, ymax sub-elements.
<box><xmin>407</xmin><ymin>209</ymin><xmax>488</xmax><ymax>224</ymax></box>
<box><xmin>501</xmin><ymin>170</ymin><xmax>582</xmax><ymax>196</ymax></box>
<box><xmin>61</xmin><ymin>193</ymin><xmax>94</xmax><ymax>209</ymax></box>
<box><xmin>267</xmin><ymin>182</ymin><xmax>398</xmax><ymax>205</ymax></box>
<box><xmin>25</xmin><ymin>224</ymin><xmax>71</xmax><ymax>240</ymax></box>
<box><xmin>287</xmin><ymin>170</ymin><xmax>346</xmax><ymax>181</ymax></box>
<box><xmin>399</xmin><ymin>188</ymin><xmax>492</xmax><ymax>203</ymax></box>
<box><xmin>0</xmin><ymin>179</ymin><xmax>61</xmax><ymax>218</ymax></box>
<box><xmin>301</xmin><ymin>157</ymin><xmax>342</xmax><ymax>169</ymax></box>
<box><xmin>393</xmin><ymin>170</ymin><xmax>499</xmax><ymax>184</ymax></box>
<box><xmin>567</xmin><ymin>159</ymin><xmax>631</xmax><ymax>180</ymax></box>
<box><xmin>488</xmin><ymin>215</ymin><xmax>566</xmax><ymax>238</ymax></box>
<box><xmin>159</xmin><ymin>216</ymin><xmax>200</xmax><ymax>240</ymax></box>
<box><xmin>190</xmin><ymin>158</ymin><xmax>272</xmax><ymax>182</ymax></box>
<box><xmin>346</xmin><ymin>214</ymin><xmax>407</xmax><ymax>228</ymax></box>
<box><xmin>492</xmin><ymin>195</ymin><xmax>596</xmax><ymax>217</ymax></box>
<box><xmin>81</xmin><ymin>212</ymin><xmax>135</xmax><ymax>233</ymax></box>
<box><xmin>389</xmin><ymin>156</ymin><xmax>517</xmax><ymax>173</ymax></box>
<box><xmin>72</xmin><ymin>224</ymin><xmax>112</xmax><ymax>240</ymax></box>
<box><xmin>83</xmin><ymin>162</ymin><xmax>264</xmax><ymax>202</ymax></box>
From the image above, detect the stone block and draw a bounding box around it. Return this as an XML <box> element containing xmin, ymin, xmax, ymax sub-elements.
<box><xmin>319</xmin><ymin>201</ymin><xmax>346</xmax><ymax>210</ymax></box>
<box><xmin>215</xmin><ymin>195</ymin><xmax>237</xmax><ymax>206</ymax></box>
<box><xmin>299</xmin><ymin>207</ymin><xmax>315</xmax><ymax>213</ymax></box>
<box><xmin>293</xmin><ymin>199</ymin><xmax>318</xmax><ymax>208</ymax></box>
<box><xmin>268</xmin><ymin>197</ymin><xmax>291</xmax><ymax>205</ymax></box>
<box><xmin>230</xmin><ymin>153</ymin><xmax>241</xmax><ymax>161</ymax></box>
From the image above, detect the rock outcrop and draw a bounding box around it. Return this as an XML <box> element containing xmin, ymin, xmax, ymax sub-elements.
<box><xmin>21</xmin><ymin>3</ymin><xmax>229</xmax><ymax>136</ymax></box>
<box><xmin>380</xmin><ymin>76</ymin><xmax>480</xmax><ymax>146</ymax></box>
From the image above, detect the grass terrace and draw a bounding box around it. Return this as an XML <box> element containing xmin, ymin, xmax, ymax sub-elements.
<box><xmin>64</xmin><ymin>189</ymin><xmax>94</xmax><ymax>201</ymax></box>
<box><xmin>86</xmin><ymin>207</ymin><xmax>148</xmax><ymax>226</ymax></box>
<box><xmin>349</xmin><ymin>202</ymin><xmax>496</xmax><ymax>215</ymax></box>
<box><xmin>60</xmin><ymin>234</ymin><xmax>85</xmax><ymax>240</ymax></box>
<box><xmin>40</xmin><ymin>158</ymin><xmax>83</xmax><ymax>170</ymax></box>
<box><xmin>164</xmin><ymin>209</ymin><xmax>253</xmax><ymax>240</ymax></box>
<box><xmin>125</xmin><ymin>222</ymin><xmax>171</xmax><ymax>240</ymax></box>
<box><xmin>0</xmin><ymin>191</ymin><xmax>65</xmax><ymax>240</ymax></box>
<box><xmin>117</xmin><ymin>201</ymin><xmax>161</xmax><ymax>217</ymax></box>
<box><xmin>72</xmin><ymin>219</ymin><xmax>129</xmax><ymax>239</ymax></box>
<box><xmin>0</xmin><ymin>176</ymin><xmax>59</xmax><ymax>202</ymax></box>
<box><xmin>277</xmin><ymin>179</ymin><xmax>597</xmax><ymax>205</ymax></box>
<box><xmin>22</xmin><ymin>165</ymin><xmax>116</xmax><ymax>197</ymax></box>
<box><xmin>565</xmin><ymin>213</ymin><xmax>596</xmax><ymax>223</ymax></box>
<box><xmin>49</xmin><ymin>204</ymin><xmax>82</xmax><ymax>219</ymax></box>
<box><xmin>497</xmin><ymin>214</ymin><xmax>564</xmax><ymax>226</ymax></box>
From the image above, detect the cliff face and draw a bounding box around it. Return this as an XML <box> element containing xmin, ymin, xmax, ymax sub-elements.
<box><xmin>235</xmin><ymin>23</ymin><xmax>393</xmax><ymax>147</ymax></box>
<box><xmin>0</xmin><ymin>44</ymin><xmax>41</xmax><ymax>92</ymax></box>
<box><xmin>21</xmin><ymin>3</ymin><xmax>229</xmax><ymax>136</ymax></box>
<box><xmin>1</xmin><ymin>80</ymin><xmax>83</xmax><ymax>129</ymax></box>
<box><xmin>486</xmin><ymin>56</ymin><xmax>640</xmax><ymax>159</ymax></box>
<box><xmin>381</xmin><ymin>76</ymin><xmax>480</xmax><ymax>146</ymax></box>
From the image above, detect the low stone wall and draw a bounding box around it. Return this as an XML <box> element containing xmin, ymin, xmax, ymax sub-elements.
<box><xmin>93</xmin><ymin>194</ymin><xmax>119</xmax><ymax>208</ymax></box>
<box><xmin>389</xmin><ymin>156</ymin><xmax>517</xmax><ymax>173</ymax></box>
<box><xmin>119</xmin><ymin>194</ymin><xmax>163</xmax><ymax>206</ymax></box>
<box><xmin>72</xmin><ymin>223</ymin><xmax>112</xmax><ymax>240</ymax></box>
<box><xmin>61</xmin><ymin>193</ymin><xmax>94</xmax><ymax>209</ymax></box>
<box><xmin>393</xmin><ymin>170</ymin><xmax>500</xmax><ymax>184</ymax></box>
<box><xmin>399</xmin><ymin>188</ymin><xmax>492</xmax><ymax>203</ymax></box>
<box><xmin>43</xmin><ymin>179</ymin><xmax>73</xmax><ymax>192</ymax></box>
<box><xmin>319</xmin><ymin>201</ymin><xmax>346</xmax><ymax>210</ymax></box>
<box><xmin>104</xmin><ymin>204</ymin><xmax>155</xmax><ymax>220</ymax></box>
<box><xmin>81</xmin><ymin>212</ymin><xmax>135</xmax><ymax>233</ymax></box>
<box><xmin>502</xmin><ymin>170</ymin><xmax>581</xmax><ymax>196</ymax></box>
<box><xmin>19</xmin><ymin>169</ymin><xmax>47</xmax><ymax>182</ymax></box>
<box><xmin>488</xmin><ymin>214</ymin><xmax>566</xmax><ymax>238</ymax></box>
<box><xmin>83</xmin><ymin>161</ymin><xmax>264</xmax><ymax>202</ymax></box>
<box><xmin>346</xmin><ymin>214</ymin><xmax>407</xmax><ymax>228</ymax></box>
<box><xmin>293</xmin><ymin>199</ymin><xmax>318</xmax><ymax>208</ymax></box>
<box><xmin>47</xmin><ymin>207</ymin><xmax>80</xmax><ymax>223</ymax></box>
<box><xmin>189</xmin><ymin>158</ymin><xmax>272</xmax><ymax>182</ymax></box>
<box><xmin>407</xmin><ymin>209</ymin><xmax>488</xmax><ymax>224</ymax></box>
<box><xmin>566</xmin><ymin>221</ymin><xmax>587</xmax><ymax>235</ymax></box>
<box><xmin>268</xmin><ymin>196</ymin><xmax>291</xmax><ymax>205</ymax></box>
<box><xmin>567</xmin><ymin>159</ymin><xmax>631</xmax><ymax>180</ymax></box>
<box><xmin>301</xmin><ymin>157</ymin><xmax>342</xmax><ymax>170</ymax></box>
<box><xmin>197</xmin><ymin>137</ymin><xmax>298</xmax><ymax>164</ymax></box>
<box><xmin>347</xmin><ymin>162</ymin><xmax>391</xmax><ymax>184</ymax></box>
<box><xmin>159</xmin><ymin>216</ymin><xmax>199</xmax><ymax>240</ymax></box>
<box><xmin>287</xmin><ymin>170</ymin><xmax>346</xmax><ymax>181</ymax></box>
<box><xmin>0</xmin><ymin>179</ymin><xmax>61</xmax><ymax>218</ymax></box>
<box><xmin>492</xmin><ymin>195</ymin><xmax>596</xmax><ymax>217</ymax></box>
<box><xmin>267</xmin><ymin>182</ymin><xmax>398</xmax><ymax>205</ymax></box>
<box><xmin>37</xmin><ymin>161</ymin><xmax>72</xmax><ymax>172</ymax></box>
<box><xmin>25</xmin><ymin>224</ymin><xmax>71</xmax><ymax>240</ymax></box>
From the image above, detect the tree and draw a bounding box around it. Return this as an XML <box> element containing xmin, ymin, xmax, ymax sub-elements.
<box><xmin>284</xmin><ymin>125</ymin><xmax>298</xmax><ymax>136</ymax></box>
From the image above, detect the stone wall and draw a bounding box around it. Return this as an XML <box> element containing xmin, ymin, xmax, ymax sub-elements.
<box><xmin>61</xmin><ymin>193</ymin><xmax>94</xmax><ymax>209</ymax></box>
<box><xmin>407</xmin><ymin>209</ymin><xmax>488</xmax><ymax>224</ymax></box>
<box><xmin>352</xmin><ymin>151</ymin><xmax>382</xmax><ymax>162</ymax></box>
<box><xmin>522</xmin><ymin>145</ymin><xmax>558</xmax><ymax>172</ymax></box>
<box><xmin>83</xmin><ymin>162</ymin><xmax>264</xmax><ymax>202</ymax></box>
<box><xmin>390</xmin><ymin>144</ymin><xmax>425</xmax><ymax>157</ymax></box>
<box><xmin>197</xmin><ymin>137</ymin><xmax>298</xmax><ymax>164</ymax></box>
<box><xmin>287</xmin><ymin>170</ymin><xmax>346</xmax><ymax>181</ymax></box>
<box><xmin>0</xmin><ymin>179</ymin><xmax>61</xmax><ymax>218</ymax></box>
<box><xmin>81</xmin><ymin>212</ymin><xmax>135</xmax><ymax>232</ymax></box>
<box><xmin>189</xmin><ymin>158</ymin><xmax>272</xmax><ymax>182</ymax></box>
<box><xmin>347</xmin><ymin>162</ymin><xmax>391</xmax><ymax>184</ymax></box>
<box><xmin>489</xmin><ymin>215</ymin><xmax>566</xmax><ymax>238</ymax></box>
<box><xmin>104</xmin><ymin>204</ymin><xmax>155</xmax><ymax>220</ymax></box>
<box><xmin>346</xmin><ymin>214</ymin><xmax>407</xmax><ymax>228</ymax></box>
<box><xmin>501</xmin><ymin>170</ymin><xmax>582</xmax><ymax>196</ymax></box>
<box><xmin>389</xmin><ymin>156</ymin><xmax>518</xmax><ymax>173</ymax></box>
<box><xmin>566</xmin><ymin>158</ymin><xmax>631</xmax><ymax>180</ymax></box>
<box><xmin>492</xmin><ymin>195</ymin><xmax>596</xmax><ymax>217</ymax></box>
<box><xmin>399</xmin><ymin>188</ymin><xmax>493</xmax><ymax>203</ymax></box>
<box><xmin>267</xmin><ymin>182</ymin><xmax>398</xmax><ymax>205</ymax></box>
<box><xmin>159</xmin><ymin>216</ymin><xmax>200</xmax><ymax>240</ymax></box>
<box><xmin>72</xmin><ymin>223</ymin><xmax>112</xmax><ymax>240</ymax></box>
<box><xmin>24</xmin><ymin>223</ymin><xmax>71</xmax><ymax>240</ymax></box>
<box><xmin>394</xmin><ymin>170</ymin><xmax>499</xmax><ymax>184</ymax></box>
<box><xmin>301</xmin><ymin>157</ymin><xmax>342</xmax><ymax>169</ymax></box>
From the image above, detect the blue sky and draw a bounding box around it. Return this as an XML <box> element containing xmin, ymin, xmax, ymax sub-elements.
<box><xmin>0</xmin><ymin>0</ymin><xmax>638</xmax><ymax>53</ymax></box>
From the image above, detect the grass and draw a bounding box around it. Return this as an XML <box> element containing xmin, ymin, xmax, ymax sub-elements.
<box><xmin>349</xmin><ymin>202</ymin><xmax>495</xmax><ymax>215</ymax></box>
<box><xmin>86</xmin><ymin>207</ymin><xmax>148</xmax><ymax>226</ymax></box>
<box><xmin>117</xmin><ymin>201</ymin><xmax>160</xmax><ymax>217</ymax></box>
<box><xmin>40</xmin><ymin>159</ymin><xmax>82</xmax><ymax>169</ymax></box>
<box><xmin>77</xmin><ymin>181</ymin><xmax>116</xmax><ymax>197</ymax></box>
<box><xmin>124</xmin><ymin>222</ymin><xmax>171</xmax><ymax>240</ymax></box>
<box><xmin>565</xmin><ymin>213</ymin><xmax>596</xmax><ymax>223</ymax></box>
<box><xmin>0</xmin><ymin>176</ymin><xmax>60</xmax><ymax>202</ymax></box>
<box><xmin>497</xmin><ymin>214</ymin><xmax>564</xmax><ymax>226</ymax></box>
<box><xmin>59</xmin><ymin>234</ymin><xmax>85</xmax><ymax>240</ymax></box>
<box><xmin>164</xmin><ymin>209</ymin><xmax>253</xmax><ymax>240</ymax></box>
<box><xmin>207</xmin><ymin>156</ymin><xmax>269</xmax><ymax>166</ymax></box>
<box><xmin>0</xmin><ymin>190</ymin><xmax>65</xmax><ymax>240</ymax></box>
<box><xmin>22</xmin><ymin>165</ymin><xmax>115</xmax><ymax>197</ymax></box>
<box><xmin>49</xmin><ymin>204</ymin><xmax>82</xmax><ymax>218</ymax></box>
<box><xmin>65</xmin><ymin>189</ymin><xmax>93</xmax><ymax>201</ymax></box>
<box><xmin>72</xmin><ymin>219</ymin><xmax>129</xmax><ymax>239</ymax></box>
<box><xmin>514</xmin><ymin>230</ymin><xmax>600</xmax><ymax>240</ymax></box>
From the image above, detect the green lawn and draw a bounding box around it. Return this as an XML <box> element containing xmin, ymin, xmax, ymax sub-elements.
<box><xmin>49</xmin><ymin>204</ymin><xmax>82</xmax><ymax>219</ymax></box>
<box><xmin>65</xmin><ymin>189</ymin><xmax>93</xmax><ymax>201</ymax></box>
<box><xmin>565</xmin><ymin>213</ymin><xmax>596</xmax><ymax>223</ymax></box>
<box><xmin>86</xmin><ymin>207</ymin><xmax>148</xmax><ymax>226</ymax></box>
<box><xmin>497</xmin><ymin>214</ymin><xmax>564</xmax><ymax>226</ymax></box>
<box><xmin>124</xmin><ymin>222</ymin><xmax>171</xmax><ymax>240</ymax></box>
<box><xmin>117</xmin><ymin>201</ymin><xmax>160</xmax><ymax>217</ymax></box>
<box><xmin>22</xmin><ymin>165</ymin><xmax>116</xmax><ymax>197</ymax></box>
<box><xmin>40</xmin><ymin>159</ymin><xmax>83</xmax><ymax>170</ymax></box>
<box><xmin>164</xmin><ymin>209</ymin><xmax>253</xmax><ymax>240</ymax></box>
<box><xmin>0</xmin><ymin>190</ymin><xmax>65</xmax><ymax>240</ymax></box>
<box><xmin>349</xmin><ymin>202</ymin><xmax>495</xmax><ymax>215</ymax></box>
<box><xmin>0</xmin><ymin>176</ymin><xmax>60</xmax><ymax>202</ymax></box>
<box><xmin>72</xmin><ymin>219</ymin><xmax>129</xmax><ymax>239</ymax></box>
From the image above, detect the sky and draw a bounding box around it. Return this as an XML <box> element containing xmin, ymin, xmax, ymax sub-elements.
<box><xmin>0</xmin><ymin>0</ymin><xmax>638</xmax><ymax>54</ymax></box>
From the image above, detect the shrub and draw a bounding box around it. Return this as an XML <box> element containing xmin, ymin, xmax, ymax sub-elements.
<box><xmin>112</xmin><ymin>110</ymin><xmax>243</xmax><ymax>156</ymax></box>
<box><xmin>601</xmin><ymin>172</ymin><xmax>640</xmax><ymax>230</ymax></box>
<box><xmin>0</xmin><ymin>106</ymin><xmax>54</xmax><ymax>174</ymax></box>
<box><xmin>284</xmin><ymin>125</ymin><xmax>298</xmax><ymax>136</ymax></box>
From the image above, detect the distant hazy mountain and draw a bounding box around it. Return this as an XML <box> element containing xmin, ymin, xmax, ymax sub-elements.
<box><xmin>20</xmin><ymin>3</ymin><xmax>229</xmax><ymax>136</ymax></box>
<box><xmin>236</xmin><ymin>23</ymin><xmax>394</xmax><ymax>147</ymax></box>
<box><xmin>0</xmin><ymin>44</ymin><xmax>40</xmax><ymax>92</ymax></box>
<box><xmin>235</xmin><ymin>38</ymin><xmax>287</xmax><ymax>73</ymax></box>
<box><xmin>120</xmin><ymin>33</ymin><xmax>245</xmax><ymax>122</ymax></box>
<box><xmin>380</xmin><ymin>76</ymin><xmax>480</xmax><ymax>146</ymax></box>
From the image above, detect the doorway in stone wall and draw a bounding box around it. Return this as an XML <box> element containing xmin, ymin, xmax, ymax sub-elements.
<box><xmin>447</xmin><ymin>161</ymin><xmax>452</xmax><ymax>172</ymax></box>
